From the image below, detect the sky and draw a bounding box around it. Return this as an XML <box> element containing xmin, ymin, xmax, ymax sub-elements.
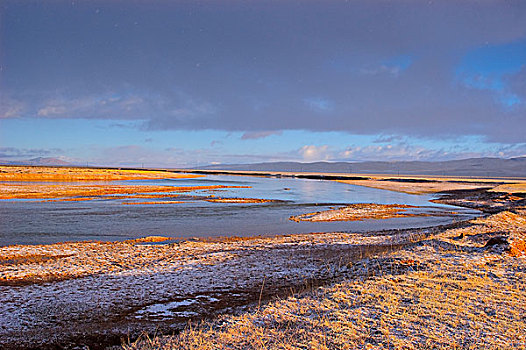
<box><xmin>1</xmin><ymin>0</ymin><xmax>526</xmax><ymax>167</ymax></box>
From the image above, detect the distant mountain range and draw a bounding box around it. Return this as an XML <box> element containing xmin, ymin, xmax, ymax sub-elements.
<box><xmin>2</xmin><ymin>156</ymin><xmax>525</xmax><ymax>178</ymax></box>
<box><xmin>0</xmin><ymin>157</ymin><xmax>72</xmax><ymax>166</ymax></box>
<box><xmin>198</xmin><ymin>157</ymin><xmax>526</xmax><ymax>178</ymax></box>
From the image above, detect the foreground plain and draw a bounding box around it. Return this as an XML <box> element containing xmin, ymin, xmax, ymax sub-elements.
<box><xmin>126</xmin><ymin>210</ymin><xmax>526</xmax><ymax>350</ymax></box>
<box><xmin>0</xmin><ymin>165</ymin><xmax>525</xmax><ymax>349</ymax></box>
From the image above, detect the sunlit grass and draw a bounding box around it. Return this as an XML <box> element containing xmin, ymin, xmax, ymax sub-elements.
<box><xmin>124</xmin><ymin>209</ymin><xmax>526</xmax><ymax>350</ymax></box>
<box><xmin>289</xmin><ymin>203</ymin><xmax>437</xmax><ymax>222</ymax></box>
<box><xmin>0</xmin><ymin>165</ymin><xmax>200</xmax><ymax>182</ymax></box>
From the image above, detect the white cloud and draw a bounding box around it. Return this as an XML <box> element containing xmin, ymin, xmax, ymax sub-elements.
<box><xmin>299</xmin><ymin>145</ymin><xmax>331</xmax><ymax>161</ymax></box>
<box><xmin>339</xmin><ymin>144</ymin><xmax>437</xmax><ymax>161</ymax></box>
<box><xmin>37</xmin><ymin>105</ymin><xmax>67</xmax><ymax>116</ymax></box>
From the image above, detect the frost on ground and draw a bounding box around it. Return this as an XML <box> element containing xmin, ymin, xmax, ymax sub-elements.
<box><xmin>125</xmin><ymin>210</ymin><xmax>526</xmax><ymax>350</ymax></box>
<box><xmin>0</xmin><ymin>225</ymin><xmax>432</xmax><ymax>349</ymax></box>
<box><xmin>1</xmin><ymin>201</ymin><xmax>524</xmax><ymax>349</ymax></box>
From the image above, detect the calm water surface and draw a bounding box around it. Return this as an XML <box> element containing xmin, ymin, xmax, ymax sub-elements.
<box><xmin>0</xmin><ymin>174</ymin><xmax>478</xmax><ymax>246</ymax></box>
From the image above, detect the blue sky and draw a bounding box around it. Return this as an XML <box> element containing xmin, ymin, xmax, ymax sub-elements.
<box><xmin>1</xmin><ymin>1</ymin><xmax>525</xmax><ymax>167</ymax></box>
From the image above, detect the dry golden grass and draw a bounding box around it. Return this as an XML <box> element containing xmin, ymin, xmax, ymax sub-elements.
<box><xmin>205</xmin><ymin>198</ymin><xmax>278</xmax><ymax>203</ymax></box>
<box><xmin>125</xmin><ymin>210</ymin><xmax>526</xmax><ymax>350</ymax></box>
<box><xmin>152</xmin><ymin>264</ymin><xmax>525</xmax><ymax>349</ymax></box>
<box><xmin>337</xmin><ymin>175</ymin><xmax>526</xmax><ymax>195</ymax></box>
<box><xmin>0</xmin><ymin>166</ymin><xmax>200</xmax><ymax>182</ymax></box>
<box><xmin>127</xmin><ymin>236</ymin><xmax>174</xmax><ymax>243</ymax></box>
<box><xmin>289</xmin><ymin>203</ymin><xmax>433</xmax><ymax>222</ymax></box>
<box><xmin>0</xmin><ymin>252</ymin><xmax>75</xmax><ymax>266</ymax></box>
<box><xmin>0</xmin><ymin>166</ymin><xmax>234</xmax><ymax>201</ymax></box>
<box><xmin>0</xmin><ymin>183</ymin><xmax>244</xmax><ymax>200</ymax></box>
<box><xmin>118</xmin><ymin>194</ymin><xmax>184</xmax><ymax>199</ymax></box>
<box><xmin>337</xmin><ymin>179</ymin><xmax>492</xmax><ymax>194</ymax></box>
<box><xmin>0</xmin><ymin>183</ymin><xmax>180</xmax><ymax>199</ymax></box>
<box><xmin>490</xmin><ymin>183</ymin><xmax>526</xmax><ymax>194</ymax></box>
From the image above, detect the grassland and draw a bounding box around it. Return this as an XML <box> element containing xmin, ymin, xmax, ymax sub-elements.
<box><xmin>0</xmin><ymin>165</ymin><xmax>199</xmax><ymax>182</ymax></box>
<box><xmin>289</xmin><ymin>203</ymin><xmax>454</xmax><ymax>222</ymax></box>
<box><xmin>0</xmin><ymin>166</ymin><xmax>252</xmax><ymax>202</ymax></box>
<box><xmin>125</xmin><ymin>210</ymin><xmax>526</xmax><ymax>350</ymax></box>
<box><xmin>337</xmin><ymin>178</ymin><xmax>490</xmax><ymax>194</ymax></box>
<box><xmin>335</xmin><ymin>175</ymin><xmax>526</xmax><ymax>195</ymax></box>
<box><xmin>1</xmin><ymin>165</ymin><xmax>525</xmax><ymax>349</ymax></box>
<box><xmin>0</xmin><ymin>224</ymin><xmax>438</xmax><ymax>348</ymax></box>
<box><xmin>0</xmin><ymin>182</ymin><xmax>253</xmax><ymax>201</ymax></box>
<box><xmin>490</xmin><ymin>183</ymin><xmax>526</xmax><ymax>193</ymax></box>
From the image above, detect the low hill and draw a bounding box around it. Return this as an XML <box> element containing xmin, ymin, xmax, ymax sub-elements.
<box><xmin>0</xmin><ymin>157</ymin><xmax>72</xmax><ymax>166</ymax></box>
<box><xmin>198</xmin><ymin>157</ymin><xmax>526</xmax><ymax>178</ymax></box>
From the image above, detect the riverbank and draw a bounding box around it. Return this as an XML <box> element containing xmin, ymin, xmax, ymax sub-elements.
<box><xmin>0</xmin><ymin>165</ymin><xmax>200</xmax><ymax>182</ymax></box>
<box><xmin>0</xmin><ymin>223</ymin><xmax>439</xmax><ymax>349</ymax></box>
<box><xmin>1</xmin><ymin>196</ymin><xmax>524</xmax><ymax>349</ymax></box>
<box><xmin>1</xmin><ymin>166</ymin><xmax>525</xmax><ymax>348</ymax></box>
<box><xmin>125</xmin><ymin>209</ymin><xmax>526</xmax><ymax>350</ymax></box>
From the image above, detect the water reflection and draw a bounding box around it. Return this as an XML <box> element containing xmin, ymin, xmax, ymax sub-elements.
<box><xmin>0</xmin><ymin>174</ymin><xmax>478</xmax><ymax>246</ymax></box>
